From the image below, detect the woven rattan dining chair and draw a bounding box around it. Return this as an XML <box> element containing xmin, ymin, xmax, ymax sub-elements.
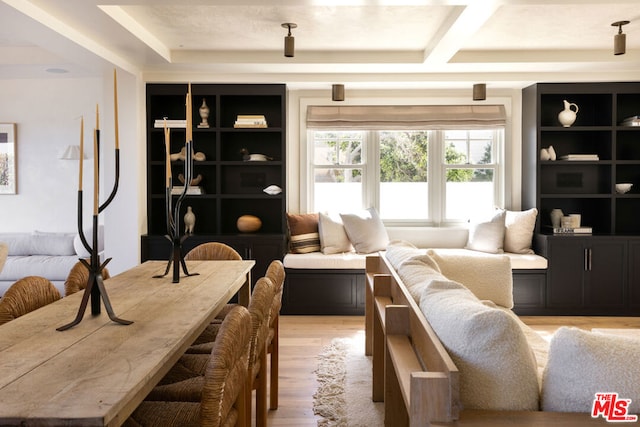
<box><xmin>265</xmin><ymin>259</ymin><xmax>285</xmax><ymax>410</ymax></box>
<box><xmin>123</xmin><ymin>305</ymin><xmax>252</xmax><ymax>427</ymax></box>
<box><xmin>0</xmin><ymin>276</ymin><xmax>61</xmax><ymax>325</ymax></box>
<box><xmin>148</xmin><ymin>276</ymin><xmax>276</xmax><ymax>427</ymax></box>
<box><xmin>184</xmin><ymin>242</ymin><xmax>242</xmax><ymax>261</ymax></box>
<box><xmin>64</xmin><ymin>260</ymin><xmax>110</xmax><ymax>297</ymax></box>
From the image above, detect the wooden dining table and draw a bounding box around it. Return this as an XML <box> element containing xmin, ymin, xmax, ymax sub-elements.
<box><xmin>0</xmin><ymin>259</ymin><xmax>254</xmax><ymax>427</ymax></box>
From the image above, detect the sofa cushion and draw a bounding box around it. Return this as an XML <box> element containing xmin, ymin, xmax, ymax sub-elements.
<box><xmin>465</xmin><ymin>210</ymin><xmax>506</xmax><ymax>254</ymax></box>
<box><xmin>427</xmin><ymin>249</ymin><xmax>513</xmax><ymax>309</ymax></box>
<box><xmin>32</xmin><ymin>231</ymin><xmax>76</xmax><ymax>256</ymax></box>
<box><xmin>286</xmin><ymin>213</ymin><xmax>321</xmax><ymax>254</ymax></box>
<box><xmin>396</xmin><ymin>254</ymin><xmax>446</xmax><ymax>303</ymax></box>
<box><xmin>0</xmin><ymin>255</ymin><xmax>78</xmax><ymax>281</ymax></box>
<box><xmin>318</xmin><ymin>212</ymin><xmax>353</xmax><ymax>254</ymax></box>
<box><xmin>0</xmin><ymin>242</ymin><xmax>7</xmax><ymax>274</ymax></box>
<box><xmin>541</xmin><ymin>327</ymin><xmax>640</xmax><ymax>414</ymax></box>
<box><xmin>340</xmin><ymin>208</ymin><xmax>389</xmax><ymax>254</ymax></box>
<box><xmin>504</xmin><ymin>208</ymin><xmax>538</xmax><ymax>254</ymax></box>
<box><xmin>420</xmin><ymin>279</ymin><xmax>540</xmax><ymax>411</ymax></box>
<box><xmin>0</xmin><ymin>233</ymin><xmax>34</xmax><ymax>256</ymax></box>
<box><xmin>385</xmin><ymin>240</ymin><xmax>427</xmax><ymax>270</ymax></box>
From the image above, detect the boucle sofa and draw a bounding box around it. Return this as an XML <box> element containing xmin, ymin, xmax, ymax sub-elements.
<box><xmin>0</xmin><ymin>229</ymin><xmax>101</xmax><ymax>297</ymax></box>
<box><xmin>282</xmin><ymin>208</ymin><xmax>547</xmax><ymax>315</ymax></box>
<box><xmin>366</xmin><ymin>243</ymin><xmax>640</xmax><ymax>426</ymax></box>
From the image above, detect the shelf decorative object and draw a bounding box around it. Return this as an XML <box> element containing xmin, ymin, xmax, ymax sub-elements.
<box><xmin>237</xmin><ymin>214</ymin><xmax>262</xmax><ymax>232</ymax></box>
<box><xmin>540</xmin><ymin>145</ymin><xmax>556</xmax><ymax>161</ymax></box>
<box><xmin>550</xmin><ymin>208</ymin><xmax>564</xmax><ymax>228</ymax></box>
<box><xmin>558</xmin><ymin>100</ymin><xmax>579</xmax><ymax>127</ymax></box>
<box><xmin>154</xmin><ymin>85</ymin><xmax>200</xmax><ymax>283</ymax></box>
<box><xmin>198</xmin><ymin>98</ymin><xmax>210</xmax><ymax>128</ymax></box>
<box><xmin>58</xmin><ymin>70</ymin><xmax>132</xmax><ymax>331</ymax></box>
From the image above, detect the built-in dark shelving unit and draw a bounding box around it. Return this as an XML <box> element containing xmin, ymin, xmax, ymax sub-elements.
<box><xmin>522</xmin><ymin>82</ymin><xmax>640</xmax><ymax>315</ymax></box>
<box><xmin>141</xmin><ymin>83</ymin><xmax>287</xmax><ymax>282</ymax></box>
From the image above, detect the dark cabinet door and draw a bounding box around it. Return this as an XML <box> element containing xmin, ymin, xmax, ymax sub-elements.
<box><xmin>628</xmin><ymin>240</ymin><xmax>640</xmax><ymax>310</ymax></box>
<box><xmin>584</xmin><ymin>240</ymin><xmax>626</xmax><ymax>308</ymax></box>
<box><xmin>547</xmin><ymin>238</ymin><xmax>585</xmax><ymax>308</ymax></box>
<box><xmin>546</xmin><ymin>236</ymin><xmax>627</xmax><ymax>312</ymax></box>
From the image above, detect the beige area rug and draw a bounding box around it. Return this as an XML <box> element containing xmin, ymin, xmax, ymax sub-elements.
<box><xmin>313</xmin><ymin>335</ymin><xmax>384</xmax><ymax>427</ymax></box>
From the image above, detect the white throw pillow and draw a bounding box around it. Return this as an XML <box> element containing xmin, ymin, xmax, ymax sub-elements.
<box><xmin>340</xmin><ymin>208</ymin><xmax>389</xmax><ymax>254</ymax></box>
<box><xmin>318</xmin><ymin>212</ymin><xmax>353</xmax><ymax>254</ymax></box>
<box><xmin>504</xmin><ymin>208</ymin><xmax>538</xmax><ymax>254</ymax></box>
<box><xmin>466</xmin><ymin>210</ymin><xmax>506</xmax><ymax>254</ymax></box>
<box><xmin>419</xmin><ymin>279</ymin><xmax>540</xmax><ymax>411</ymax></box>
<box><xmin>427</xmin><ymin>249</ymin><xmax>514</xmax><ymax>309</ymax></box>
<box><xmin>542</xmin><ymin>327</ymin><xmax>640</xmax><ymax>413</ymax></box>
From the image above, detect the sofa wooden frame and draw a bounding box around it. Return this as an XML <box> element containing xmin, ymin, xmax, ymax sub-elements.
<box><xmin>364</xmin><ymin>253</ymin><xmax>607</xmax><ymax>427</ymax></box>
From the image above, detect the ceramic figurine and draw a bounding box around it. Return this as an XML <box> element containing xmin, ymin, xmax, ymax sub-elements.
<box><xmin>184</xmin><ymin>206</ymin><xmax>196</xmax><ymax>234</ymax></box>
<box><xmin>198</xmin><ymin>98</ymin><xmax>210</xmax><ymax>128</ymax></box>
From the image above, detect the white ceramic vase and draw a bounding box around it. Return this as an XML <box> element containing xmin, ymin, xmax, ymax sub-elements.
<box><xmin>558</xmin><ymin>100</ymin><xmax>579</xmax><ymax>127</ymax></box>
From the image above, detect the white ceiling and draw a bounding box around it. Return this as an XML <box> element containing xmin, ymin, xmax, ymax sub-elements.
<box><xmin>1</xmin><ymin>0</ymin><xmax>639</xmax><ymax>90</ymax></box>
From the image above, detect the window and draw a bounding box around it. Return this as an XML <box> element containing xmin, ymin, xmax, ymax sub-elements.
<box><xmin>309</xmin><ymin>128</ymin><xmax>503</xmax><ymax>224</ymax></box>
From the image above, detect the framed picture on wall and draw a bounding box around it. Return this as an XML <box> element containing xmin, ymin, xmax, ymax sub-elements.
<box><xmin>0</xmin><ymin>123</ymin><xmax>17</xmax><ymax>194</ymax></box>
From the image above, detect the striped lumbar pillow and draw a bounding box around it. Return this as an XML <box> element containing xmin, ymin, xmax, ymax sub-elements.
<box><xmin>287</xmin><ymin>213</ymin><xmax>320</xmax><ymax>253</ymax></box>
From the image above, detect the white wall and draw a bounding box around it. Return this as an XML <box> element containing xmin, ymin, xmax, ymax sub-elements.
<box><xmin>0</xmin><ymin>74</ymin><xmax>143</xmax><ymax>275</ymax></box>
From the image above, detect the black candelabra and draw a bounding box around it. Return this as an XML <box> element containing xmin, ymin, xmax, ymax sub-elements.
<box><xmin>58</xmin><ymin>70</ymin><xmax>132</xmax><ymax>330</ymax></box>
<box><xmin>154</xmin><ymin>88</ymin><xmax>199</xmax><ymax>283</ymax></box>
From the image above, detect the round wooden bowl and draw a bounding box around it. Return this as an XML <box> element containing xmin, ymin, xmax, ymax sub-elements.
<box><xmin>237</xmin><ymin>215</ymin><xmax>262</xmax><ymax>233</ymax></box>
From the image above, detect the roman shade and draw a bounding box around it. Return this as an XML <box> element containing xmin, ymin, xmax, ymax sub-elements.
<box><xmin>306</xmin><ymin>104</ymin><xmax>506</xmax><ymax>130</ymax></box>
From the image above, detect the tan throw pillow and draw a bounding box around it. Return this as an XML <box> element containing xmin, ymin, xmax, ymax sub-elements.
<box><xmin>340</xmin><ymin>208</ymin><xmax>389</xmax><ymax>254</ymax></box>
<box><xmin>318</xmin><ymin>212</ymin><xmax>353</xmax><ymax>254</ymax></box>
<box><xmin>287</xmin><ymin>213</ymin><xmax>320</xmax><ymax>253</ymax></box>
<box><xmin>419</xmin><ymin>279</ymin><xmax>540</xmax><ymax>411</ymax></box>
<box><xmin>427</xmin><ymin>249</ymin><xmax>514</xmax><ymax>309</ymax></box>
<box><xmin>466</xmin><ymin>210</ymin><xmax>506</xmax><ymax>254</ymax></box>
<box><xmin>504</xmin><ymin>208</ymin><xmax>538</xmax><ymax>254</ymax></box>
<box><xmin>542</xmin><ymin>327</ymin><xmax>640</xmax><ymax>414</ymax></box>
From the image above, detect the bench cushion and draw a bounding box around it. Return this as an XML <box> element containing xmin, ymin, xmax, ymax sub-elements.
<box><xmin>283</xmin><ymin>252</ymin><xmax>366</xmax><ymax>269</ymax></box>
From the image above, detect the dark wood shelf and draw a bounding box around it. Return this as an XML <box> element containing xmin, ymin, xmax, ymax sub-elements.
<box><xmin>523</xmin><ymin>81</ymin><xmax>640</xmax><ymax>315</ymax></box>
<box><xmin>143</xmin><ymin>83</ymin><xmax>288</xmax><ymax>283</ymax></box>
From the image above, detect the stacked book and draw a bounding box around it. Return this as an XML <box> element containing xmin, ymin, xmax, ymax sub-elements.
<box><xmin>621</xmin><ymin>116</ymin><xmax>640</xmax><ymax>127</ymax></box>
<box><xmin>552</xmin><ymin>226</ymin><xmax>592</xmax><ymax>235</ymax></box>
<box><xmin>560</xmin><ymin>154</ymin><xmax>599</xmax><ymax>161</ymax></box>
<box><xmin>234</xmin><ymin>115</ymin><xmax>267</xmax><ymax>128</ymax></box>
<box><xmin>154</xmin><ymin>119</ymin><xmax>187</xmax><ymax>129</ymax></box>
<box><xmin>171</xmin><ymin>186</ymin><xmax>204</xmax><ymax>195</ymax></box>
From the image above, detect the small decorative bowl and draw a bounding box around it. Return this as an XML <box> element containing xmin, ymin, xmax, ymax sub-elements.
<box><xmin>615</xmin><ymin>183</ymin><xmax>633</xmax><ymax>194</ymax></box>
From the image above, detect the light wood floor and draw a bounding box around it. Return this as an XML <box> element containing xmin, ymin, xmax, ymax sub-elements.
<box><xmin>264</xmin><ymin>315</ymin><xmax>640</xmax><ymax>427</ymax></box>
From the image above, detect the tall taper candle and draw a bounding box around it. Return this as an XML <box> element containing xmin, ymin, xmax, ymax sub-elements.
<box><xmin>165</xmin><ymin>120</ymin><xmax>171</xmax><ymax>188</ymax></box>
<box><xmin>94</xmin><ymin>106</ymin><xmax>99</xmax><ymax>215</ymax></box>
<box><xmin>186</xmin><ymin>83</ymin><xmax>192</xmax><ymax>143</ymax></box>
<box><xmin>113</xmin><ymin>69</ymin><xmax>119</xmax><ymax>149</ymax></box>
<box><xmin>79</xmin><ymin>116</ymin><xmax>84</xmax><ymax>191</ymax></box>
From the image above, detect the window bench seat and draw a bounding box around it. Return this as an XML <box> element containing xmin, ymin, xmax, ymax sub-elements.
<box><xmin>282</xmin><ymin>249</ymin><xmax>547</xmax><ymax>315</ymax></box>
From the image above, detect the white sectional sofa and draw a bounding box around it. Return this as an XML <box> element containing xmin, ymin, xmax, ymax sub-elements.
<box><xmin>366</xmin><ymin>243</ymin><xmax>640</xmax><ymax>425</ymax></box>
<box><xmin>282</xmin><ymin>209</ymin><xmax>548</xmax><ymax>315</ymax></box>
<box><xmin>0</xmin><ymin>230</ymin><xmax>101</xmax><ymax>297</ymax></box>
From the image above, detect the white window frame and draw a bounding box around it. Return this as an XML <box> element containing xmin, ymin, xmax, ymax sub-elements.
<box><xmin>295</xmin><ymin>95</ymin><xmax>514</xmax><ymax>226</ymax></box>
